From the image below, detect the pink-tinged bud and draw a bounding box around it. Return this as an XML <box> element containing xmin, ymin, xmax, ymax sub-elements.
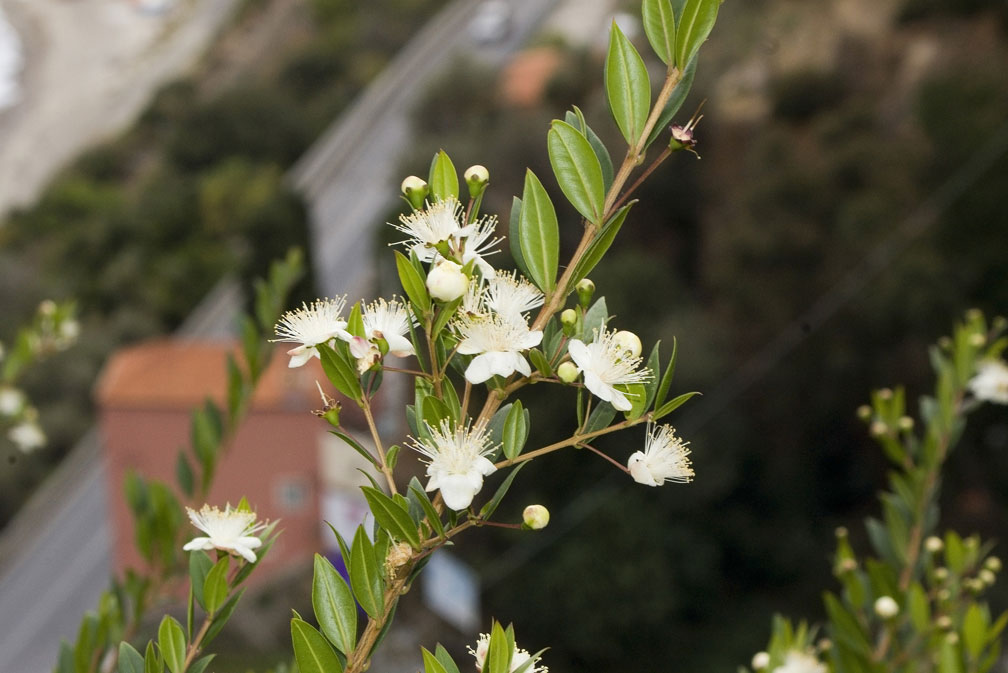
<box><xmin>522</xmin><ymin>504</ymin><xmax>550</xmax><ymax>529</ymax></box>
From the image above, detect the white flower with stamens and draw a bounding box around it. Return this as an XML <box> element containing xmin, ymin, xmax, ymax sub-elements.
<box><xmin>486</xmin><ymin>270</ymin><xmax>544</xmax><ymax>322</ymax></box>
<box><xmin>455</xmin><ymin>311</ymin><xmax>543</xmax><ymax>384</ymax></box>
<box><xmin>361</xmin><ymin>297</ymin><xmax>415</xmax><ymax>357</ymax></box>
<box><xmin>392</xmin><ymin>198</ymin><xmax>471</xmax><ymax>261</ymax></box>
<box><xmin>410</xmin><ymin>420</ymin><xmax>498</xmax><ymax>511</ymax></box>
<box><xmin>273</xmin><ymin>297</ymin><xmax>349</xmax><ymax>368</ymax></box>
<box><xmin>968</xmin><ymin>359</ymin><xmax>1008</xmax><ymax>405</ymax></box>
<box><xmin>457</xmin><ymin>214</ymin><xmax>503</xmax><ymax>278</ymax></box>
<box><xmin>567</xmin><ymin>328</ymin><xmax>650</xmax><ymax>411</ymax></box>
<box><xmin>182</xmin><ymin>504</ymin><xmax>266</xmax><ymax>563</ymax></box>
<box><xmin>627</xmin><ymin>423</ymin><xmax>694</xmax><ymax>486</ymax></box>
<box><xmin>469</xmin><ymin>633</ymin><xmax>548</xmax><ymax>673</ymax></box>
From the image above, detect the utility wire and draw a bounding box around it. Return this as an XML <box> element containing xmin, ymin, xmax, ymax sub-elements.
<box><xmin>482</xmin><ymin>119</ymin><xmax>1008</xmax><ymax>587</ymax></box>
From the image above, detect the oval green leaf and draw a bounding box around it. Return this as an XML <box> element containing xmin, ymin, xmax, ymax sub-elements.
<box><xmin>157</xmin><ymin>616</ymin><xmax>186</xmax><ymax>673</ymax></box>
<box><xmin>312</xmin><ymin>554</ymin><xmax>357</xmax><ymax>655</ymax></box>
<box><xmin>547</xmin><ymin>120</ymin><xmax>605</xmax><ymax>225</ymax></box>
<box><xmin>605</xmin><ymin>22</ymin><xmax>651</xmax><ymax>146</ymax></box>
<box><xmin>203</xmin><ymin>557</ymin><xmax>230</xmax><ymax>615</ymax></box>
<box><xmin>518</xmin><ymin>170</ymin><xmax>559</xmax><ymax>293</ymax></box>
<box><xmin>362</xmin><ymin>486</ymin><xmax>421</xmax><ymax>548</ymax></box>
<box><xmin>674</xmin><ymin>0</ymin><xmax>720</xmax><ymax>71</ymax></box>
<box><xmin>395</xmin><ymin>250</ymin><xmax>431</xmax><ymax>314</ymax></box>
<box><xmin>428</xmin><ymin>150</ymin><xmax>459</xmax><ymax>201</ymax></box>
<box><xmin>643</xmin><ymin>0</ymin><xmax>676</xmax><ymax>65</ymax></box>
<box><xmin>292</xmin><ymin>617</ymin><xmax>345</xmax><ymax>673</ymax></box>
<box><xmin>350</xmin><ymin>525</ymin><xmax>384</xmax><ymax>619</ymax></box>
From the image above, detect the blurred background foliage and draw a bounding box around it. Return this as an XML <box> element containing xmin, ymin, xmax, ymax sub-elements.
<box><xmin>2</xmin><ymin>0</ymin><xmax>1008</xmax><ymax>670</ymax></box>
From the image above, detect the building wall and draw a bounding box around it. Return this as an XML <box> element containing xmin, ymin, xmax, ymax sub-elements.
<box><xmin>100</xmin><ymin>406</ymin><xmax>322</xmax><ymax>581</ymax></box>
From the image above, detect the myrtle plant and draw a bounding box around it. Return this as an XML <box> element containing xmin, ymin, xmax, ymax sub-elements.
<box><xmin>271</xmin><ymin>2</ymin><xmax>722</xmax><ymax>672</ymax></box>
<box><xmin>56</xmin><ymin>250</ymin><xmax>301</xmax><ymax>673</ymax></box>
<box><xmin>1</xmin><ymin>298</ymin><xmax>78</xmax><ymax>453</ymax></box>
<box><xmin>745</xmin><ymin>311</ymin><xmax>1008</xmax><ymax>673</ymax></box>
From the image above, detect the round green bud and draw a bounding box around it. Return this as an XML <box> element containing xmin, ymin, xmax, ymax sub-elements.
<box><xmin>560</xmin><ymin>308</ymin><xmax>578</xmax><ymax>335</ymax></box>
<box><xmin>897</xmin><ymin>416</ymin><xmax>914</xmax><ymax>431</ymax></box>
<box><xmin>979</xmin><ymin>568</ymin><xmax>996</xmax><ymax>585</ymax></box>
<box><xmin>575</xmin><ymin>278</ymin><xmax>595</xmax><ymax>308</ymax></box>
<box><xmin>985</xmin><ymin>556</ymin><xmax>1002</xmax><ymax>573</ymax></box>
<box><xmin>557</xmin><ymin>361</ymin><xmax>579</xmax><ymax>383</ymax></box>
<box><xmin>522</xmin><ymin>504</ymin><xmax>550</xmax><ymax>530</ymax></box>
<box><xmin>401</xmin><ymin>175</ymin><xmax>429</xmax><ymax>210</ymax></box>
<box><xmin>464</xmin><ymin>164</ymin><xmax>490</xmax><ymax>198</ymax></box>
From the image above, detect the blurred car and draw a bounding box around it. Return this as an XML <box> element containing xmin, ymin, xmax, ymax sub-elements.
<box><xmin>470</xmin><ymin>0</ymin><xmax>512</xmax><ymax>45</ymax></box>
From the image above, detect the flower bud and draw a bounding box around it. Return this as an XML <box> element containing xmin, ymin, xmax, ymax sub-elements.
<box><xmin>575</xmin><ymin>278</ymin><xmax>595</xmax><ymax>308</ymax></box>
<box><xmin>522</xmin><ymin>504</ymin><xmax>550</xmax><ymax>530</ymax></box>
<box><xmin>945</xmin><ymin>632</ymin><xmax>959</xmax><ymax>645</ymax></box>
<box><xmin>936</xmin><ymin>615</ymin><xmax>953</xmax><ymax>630</ymax></box>
<box><xmin>557</xmin><ymin>361</ymin><xmax>579</xmax><ymax>383</ymax></box>
<box><xmin>560</xmin><ymin>308</ymin><xmax>578</xmax><ymax>335</ymax></box>
<box><xmin>979</xmin><ymin>568</ymin><xmax>996</xmax><ymax>586</ymax></box>
<box><xmin>937</xmin><ymin>588</ymin><xmax>951</xmax><ymax>601</ymax></box>
<box><xmin>969</xmin><ymin>332</ymin><xmax>986</xmax><ymax>347</ymax></box>
<box><xmin>835</xmin><ymin>526</ymin><xmax>849</xmax><ymax>539</ymax></box>
<box><xmin>838</xmin><ymin>558</ymin><xmax>858</xmax><ymax>573</ymax></box>
<box><xmin>874</xmin><ymin>596</ymin><xmax>899</xmax><ymax>619</ymax></box>
<box><xmin>925</xmin><ymin>536</ymin><xmax>944</xmax><ymax>553</ymax></box>
<box><xmin>613</xmin><ymin>330</ymin><xmax>642</xmax><ymax>359</ymax></box>
<box><xmin>401</xmin><ymin>175</ymin><xmax>429</xmax><ymax>210</ymax></box>
<box><xmin>869</xmin><ymin>420</ymin><xmax>888</xmax><ymax>437</ymax></box>
<box><xmin>897</xmin><ymin>416</ymin><xmax>914</xmax><ymax>431</ymax></box>
<box><xmin>856</xmin><ymin>404</ymin><xmax>872</xmax><ymax>421</ymax></box>
<box><xmin>427</xmin><ymin>260</ymin><xmax>469</xmax><ymax>302</ymax></box>
<box><xmin>464</xmin><ymin>164</ymin><xmax>490</xmax><ymax>198</ymax></box>
<box><xmin>985</xmin><ymin>556</ymin><xmax>1002</xmax><ymax>573</ymax></box>
<box><xmin>878</xmin><ymin>388</ymin><xmax>893</xmax><ymax>400</ymax></box>
<box><xmin>751</xmin><ymin>652</ymin><xmax>770</xmax><ymax>670</ymax></box>
<box><xmin>933</xmin><ymin>567</ymin><xmax>949</xmax><ymax>582</ymax></box>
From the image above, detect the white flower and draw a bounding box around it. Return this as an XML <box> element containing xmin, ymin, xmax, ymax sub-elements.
<box><xmin>455</xmin><ymin>311</ymin><xmax>543</xmax><ymax>384</ymax></box>
<box><xmin>874</xmin><ymin>595</ymin><xmax>899</xmax><ymax>619</ymax></box>
<box><xmin>567</xmin><ymin>328</ymin><xmax>650</xmax><ymax>411</ymax></box>
<box><xmin>361</xmin><ymin>297</ymin><xmax>415</xmax><ymax>357</ymax></box>
<box><xmin>348</xmin><ymin>336</ymin><xmax>381</xmax><ymax>374</ymax></box>
<box><xmin>182</xmin><ymin>504</ymin><xmax>266</xmax><ymax>563</ymax></box>
<box><xmin>427</xmin><ymin>260</ymin><xmax>470</xmax><ymax>302</ymax></box>
<box><xmin>627</xmin><ymin>423</ymin><xmax>694</xmax><ymax>486</ymax></box>
<box><xmin>409</xmin><ymin>420</ymin><xmax>497</xmax><ymax>511</ymax></box>
<box><xmin>968</xmin><ymin>359</ymin><xmax>1008</xmax><ymax>404</ymax></box>
<box><xmin>469</xmin><ymin>632</ymin><xmax>548</xmax><ymax>673</ymax></box>
<box><xmin>773</xmin><ymin>650</ymin><xmax>827</xmax><ymax>673</ymax></box>
<box><xmin>8</xmin><ymin>421</ymin><xmax>45</xmax><ymax>453</ymax></box>
<box><xmin>0</xmin><ymin>386</ymin><xmax>25</xmax><ymax>417</ymax></box>
<box><xmin>485</xmin><ymin>270</ymin><xmax>544</xmax><ymax>321</ymax></box>
<box><xmin>457</xmin><ymin>213</ymin><xmax>503</xmax><ymax>277</ymax></box>
<box><xmin>392</xmin><ymin>198</ymin><xmax>470</xmax><ymax>261</ymax></box>
<box><xmin>273</xmin><ymin>297</ymin><xmax>349</xmax><ymax>368</ymax></box>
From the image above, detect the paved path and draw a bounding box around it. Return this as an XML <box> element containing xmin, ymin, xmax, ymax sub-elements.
<box><xmin>0</xmin><ymin>0</ymin><xmax>239</xmax><ymax>217</ymax></box>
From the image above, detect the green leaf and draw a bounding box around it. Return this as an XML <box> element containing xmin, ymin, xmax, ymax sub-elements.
<box><xmin>605</xmin><ymin>22</ymin><xmax>651</xmax><ymax>145</ymax></box>
<box><xmin>291</xmin><ymin>618</ymin><xmax>345</xmax><ymax>673</ymax></box>
<box><xmin>428</xmin><ymin>150</ymin><xmax>459</xmax><ymax>201</ymax></box>
<box><xmin>362</xmin><ymin>487</ymin><xmax>421</xmax><ymax>548</ymax></box>
<box><xmin>653</xmin><ymin>391</ymin><xmax>700</xmax><ymax>420</ymax></box>
<box><xmin>582</xmin><ymin>297</ymin><xmax>609</xmax><ymax>339</ymax></box>
<box><xmin>655</xmin><ymin>338</ymin><xmax>677</xmax><ymax>409</ymax></box>
<box><xmin>518</xmin><ymin>170</ymin><xmax>559</xmax><ymax>293</ymax></box>
<box><xmin>118</xmin><ymin>642</ymin><xmax>145</xmax><ymax>673</ymax></box>
<box><xmin>480</xmin><ymin>462</ymin><xmax>527</xmax><ymax>519</ymax></box>
<box><xmin>395</xmin><ymin>250</ymin><xmax>431</xmax><ymax>314</ymax></box>
<box><xmin>188</xmin><ymin>550</ymin><xmax>214</xmax><ymax>611</ymax></box>
<box><xmin>144</xmin><ymin>641</ymin><xmax>161</xmax><ymax>673</ymax></box>
<box><xmin>547</xmin><ymin>120</ymin><xmax>605</xmax><ymax>225</ymax></box>
<box><xmin>422</xmin><ymin>395</ymin><xmax>454</xmax><ymax>432</ymax></box>
<box><xmin>203</xmin><ymin>556</ymin><xmax>229</xmax><ymax>615</ymax></box>
<box><xmin>675</xmin><ymin>0</ymin><xmax>719</xmax><ymax>70</ymax></box>
<box><xmin>202</xmin><ymin>589</ymin><xmax>245</xmax><ymax>644</ymax></box>
<box><xmin>431</xmin><ymin>295</ymin><xmax>464</xmax><ymax>339</ymax></box>
<box><xmin>486</xmin><ymin>622</ymin><xmax>512</xmax><ymax>673</ymax></box>
<box><xmin>964</xmin><ymin>603</ymin><xmax>988</xmax><ymax>659</ymax></box>
<box><xmin>643</xmin><ymin>0</ymin><xmax>676</xmax><ymax>65</ymax></box>
<box><xmin>570</xmin><ymin>204</ymin><xmax>633</xmax><ymax>287</ymax></box>
<box><xmin>502</xmin><ymin>400</ymin><xmax>530</xmax><ymax>460</ymax></box>
<box><xmin>584</xmin><ymin>400</ymin><xmax>617</xmax><ymax>433</ymax></box>
<box><xmin>157</xmin><ymin>616</ymin><xmax>186</xmax><ymax>673</ymax></box>
<box><xmin>508</xmin><ymin>197</ymin><xmax>532</xmax><ymax>281</ymax></box>
<box><xmin>436</xmin><ymin>644</ymin><xmax>462</xmax><ymax>673</ymax></box>
<box><xmin>318</xmin><ymin>342</ymin><xmax>363</xmax><ymax>403</ymax></box>
<box><xmin>621</xmin><ymin>382</ymin><xmax>649</xmax><ymax>420</ymax></box>
<box><xmin>175</xmin><ymin>453</ymin><xmax>194</xmax><ymax>499</ymax></box>
<box><xmin>422</xmin><ymin>648</ymin><xmax>450</xmax><ymax>673</ymax></box>
<box><xmin>908</xmin><ymin>582</ymin><xmax>930</xmax><ymax>632</ymax></box>
<box><xmin>350</xmin><ymin>526</ymin><xmax>384</xmax><ymax>619</ymax></box>
<box><xmin>487</xmin><ymin>403</ymin><xmax>513</xmax><ymax>456</ymax></box>
<box><xmin>528</xmin><ymin>348</ymin><xmax>553</xmax><ymax>377</ymax></box>
<box><xmin>643</xmin><ymin>341</ymin><xmax>661</xmax><ymax>411</ymax></box>
<box><xmin>567</xmin><ymin>107</ymin><xmax>615</xmax><ymax>190</ymax></box>
<box><xmin>346</xmin><ymin>301</ymin><xmax>366</xmax><ymax>338</ymax></box>
<box><xmin>312</xmin><ymin>554</ymin><xmax>357</xmax><ymax>655</ymax></box>
<box><xmin>187</xmin><ymin>654</ymin><xmax>215</xmax><ymax>673</ymax></box>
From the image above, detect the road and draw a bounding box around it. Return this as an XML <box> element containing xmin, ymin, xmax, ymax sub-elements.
<box><xmin>289</xmin><ymin>0</ymin><xmax>563</xmax><ymax>301</ymax></box>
